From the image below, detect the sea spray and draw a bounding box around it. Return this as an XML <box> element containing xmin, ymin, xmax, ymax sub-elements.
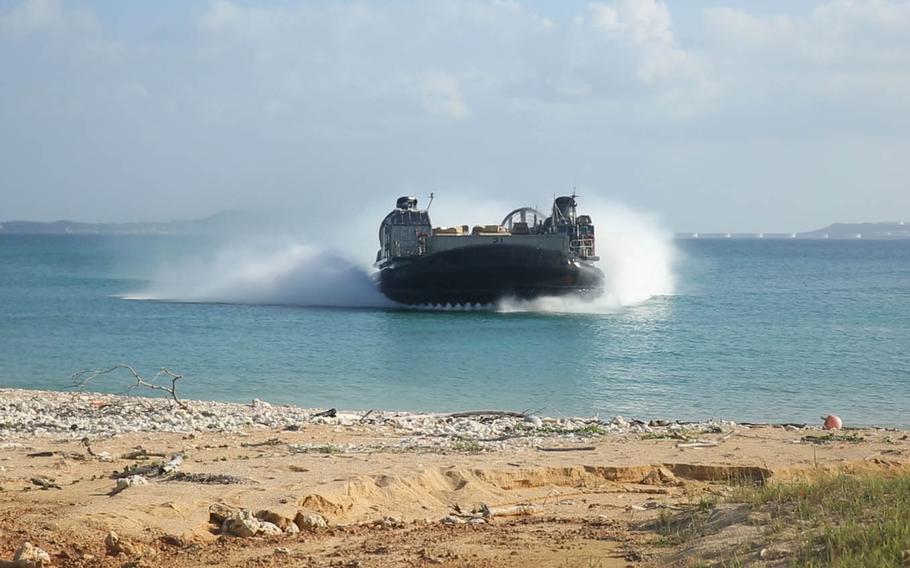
<box><xmin>132</xmin><ymin>241</ymin><xmax>392</xmax><ymax>308</ymax></box>
<box><xmin>497</xmin><ymin>201</ymin><xmax>676</xmax><ymax>314</ymax></box>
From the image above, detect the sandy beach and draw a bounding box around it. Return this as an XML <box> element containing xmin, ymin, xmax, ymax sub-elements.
<box><xmin>0</xmin><ymin>388</ymin><xmax>907</xmax><ymax>567</ymax></box>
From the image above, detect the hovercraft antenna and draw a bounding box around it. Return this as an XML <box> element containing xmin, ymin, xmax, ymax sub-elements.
<box><xmin>427</xmin><ymin>192</ymin><xmax>435</xmax><ymax>211</ymax></box>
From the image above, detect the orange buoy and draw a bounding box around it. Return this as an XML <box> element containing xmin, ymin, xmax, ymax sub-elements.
<box><xmin>823</xmin><ymin>415</ymin><xmax>843</xmax><ymax>430</ymax></box>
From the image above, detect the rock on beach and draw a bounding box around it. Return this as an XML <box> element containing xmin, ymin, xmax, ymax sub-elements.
<box><xmin>222</xmin><ymin>510</ymin><xmax>262</xmax><ymax>538</ymax></box>
<box><xmin>13</xmin><ymin>542</ymin><xmax>51</xmax><ymax>567</ymax></box>
<box><xmin>0</xmin><ymin>388</ymin><xmax>746</xmax><ymax>456</ymax></box>
<box><xmin>295</xmin><ymin>512</ymin><xmax>328</xmax><ymax>531</ymax></box>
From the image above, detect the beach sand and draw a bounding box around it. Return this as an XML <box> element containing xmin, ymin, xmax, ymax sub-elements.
<box><xmin>0</xmin><ymin>389</ymin><xmax>907</xmax><ymax>567</ymax></box>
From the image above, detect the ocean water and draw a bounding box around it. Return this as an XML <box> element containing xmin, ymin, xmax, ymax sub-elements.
<box><xmin>0</xmin><ymin>234</ymin><xmax>908</xmax><ymax>426</ymax></box>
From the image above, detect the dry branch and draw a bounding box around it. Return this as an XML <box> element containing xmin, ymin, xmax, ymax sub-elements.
<box><xmin>240</xmin><ymin>438</ymin><xmax>282</xmax><ymax>448</ymax></box>
<box><xmin>70</xmin><ymin>364</ymin><xmax>187</xmax><ymax>410</ymax></box>
<box><xmin>675</xmin><ymin>431</ymin><xmax>736</xmax><ymax>449</ymax></box>
<box><xmin>449</xmin><ymin>411</ymin><xmax>526</xmax><ymax>419</ymax></box>
<box><xmin>30</xmin><ymin>477</ymin><xmax>60</xmax><ymax>490</ymax></box>
<box><xmin>113</xmin><ymin>454</ymin><xmax>183</xmax><ymax>479</ymax></box>
<box><xmin>487</xmin><ymin>504</ymin><xmax>543</xmax><ymax>517</ymax></box>
<box><xmin>121</xmin><ymin>448</ymin><xmax>168</xmax><ymax>460</ymax></box>
<box><xmin>536</xmin><ymin>445</ymin><xmax>597</xmax><ymax>452</ymax></box>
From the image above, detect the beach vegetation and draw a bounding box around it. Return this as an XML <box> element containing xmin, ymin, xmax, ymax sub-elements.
<box><xmin>734</xmin><ymin>473</ymin><xmax>910</xmax><ymax>567</ymax></box>
<box><xmin>640</xmin><ymin>426</ymin><xmax>721</xmax><ymax>441</ymax></box>
<box><xmin>297</xmin><ymin>444</ymin><xmax>341</xmax><ymax>454</ymax></box>
<box><xmin>800</xmin><ymin>432</ymin><xmax>866</xmax><ymax>444</ymax></box>
<box><xmin>652</xmin><ymin>472</ymin><xmax>910</xmax><ymax>566</ymax></box>
<box><xmin>530</xmin><ymin>423</ymin><xmax>608</xmax><ymax>437</ymax></box>
<box><xmin>574</xmin><ymin>423</ymin><xmax>608</xmax><ymax>436</ymax></box>
<box><xmin>640</xmin><ymin>431</ymin><xmax>686</xmax><ymax>440</ymax></box>
<box><xmin>451</xmin><ymin>438</ymin><xmax>485</xmax><ymax>453</ymax></box>
<box><xmin>652</xmin><ymin>495</ymin><xmax>719</xmax><ymax>545</ymax></box>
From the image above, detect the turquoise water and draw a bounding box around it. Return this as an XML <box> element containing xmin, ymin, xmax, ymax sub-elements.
<box><xmin>1</xmin><ymin>234</ymin><xmax>908</xmax><ymax>426</ymax></box>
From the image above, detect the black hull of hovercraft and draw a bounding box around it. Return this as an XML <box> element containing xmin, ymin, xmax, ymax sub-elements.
<box><xmin>375</xmin><ymin>245</ymin><xmax>603</xmax><ymax>306</ymax></box>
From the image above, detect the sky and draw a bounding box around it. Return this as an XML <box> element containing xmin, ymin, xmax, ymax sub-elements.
<box><xmin>1</xmin><ymin>0</ymin><xmax>909</xmax><ymax>233</ymax></box>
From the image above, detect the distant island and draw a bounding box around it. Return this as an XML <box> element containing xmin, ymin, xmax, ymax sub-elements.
<box><xmin>676</xmin><ymin>221</ymin><xmax>909</xmax><ymax>240</ymax></box>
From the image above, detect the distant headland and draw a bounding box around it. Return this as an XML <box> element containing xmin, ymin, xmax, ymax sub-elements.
<box><xmin>0</xmin><ymin>211</ymin><xmax>264</xmax><ymax>236</ymax></box>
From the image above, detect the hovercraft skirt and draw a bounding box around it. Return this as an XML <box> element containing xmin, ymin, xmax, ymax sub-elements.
<box><xmin>376</xmin><ymin>244</ymin><xmax>603</xmax><ymax>305</ymax></box>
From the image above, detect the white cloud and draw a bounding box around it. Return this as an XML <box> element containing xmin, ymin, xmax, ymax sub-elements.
<box><xmin>419</xmin><ymin>72</ymin><xmax>470</xmax><ymax>119</ymax></box>
<box><xmin>0</xmin><ymin>0</ymin><xmax>97</xmax><ymax>37</ymax></box>
<box><xmin>199</xmin><ymin>0</ymin><xmax>292</xmax><ymax>43</ymax></box>
<box><xmin>590</xmin><ymin>0</ymin><xmax>674</xmax><ymax>46</ymax></box>
<box><xmin>580</xmin><ymin>0</ymin><xmax>715</xmax><ymax>110</ymax></box>
<box><xmin>703</xmin><ymin>1</ymin><xmax>910</xmax><ymax>110</ymax></box>
<box><xmin>703</xmin><ymin>7</ymin><xmax>793</xmax><ymax>47</ymax></box>
<box><xmin>587</xmin><ymin>0</ymin><xmax>697</xmax><ymax>83</ymax></box>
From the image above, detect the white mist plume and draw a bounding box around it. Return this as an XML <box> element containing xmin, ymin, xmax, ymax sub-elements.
<box><xmin>132</xmin><ymin>241</ymin><xmax>392</xmax><ymax>308</ymax></box>
<box><xmin>498</xmin><ymin>201</ymin><xmax>676</xmax><ymax>314</ymax></box>
<box><xmin>596</xmin><ymin>201</ymin><xmax>676</xmax><ymax>304</ymax></box>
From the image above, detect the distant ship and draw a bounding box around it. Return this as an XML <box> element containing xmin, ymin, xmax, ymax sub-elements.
<box><xmin>374</xmin><ymin>195</ymin><xmax>604</xmax><ymax>305</ymax></box>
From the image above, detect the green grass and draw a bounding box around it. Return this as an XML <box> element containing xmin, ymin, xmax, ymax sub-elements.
<box><xmin>649</xmin><ymin>473</ymin><xmax>910</xmax><ymax>566</ymax></box>
<box><xmin>800</xmin><ymin>432</ymin><xmax>866</xmax><ymax>445</ymax></box>
<box><xmin>653</xmin><ymin>495</ymin><xmax>719</xmax><ymax>545</ymax></box>
<box><xmin>640</xmin><ymin>431</ymin><xmax>682</xmax><ymax>440</ymax></box>
<box><xmin>303</xmin><ymin>444</ymin><xmax>340</xmax><ymax>454</ymax></box>
<box><xmin>531</xmin><ymin>423</ymin><xmax>608</xmax><ymax>436</ymax></box>
<box><xmin>640</xmin><ymin>426</ymin><xmax>722</xmax><ymax>441</ymax></box>
<box><xmin>571</xmin><ymin>424</ymin><xmax>608</xmax><ymax>436</ymax></box>
<box><xmin>450</xmin><ymin>438</ymin><xmax>485</xmax><ymax>453</ymax></box>
<box><xmin>733</xmin><ymin>473</ymin><xmax>910</xmax><ymax>567</ymax></box>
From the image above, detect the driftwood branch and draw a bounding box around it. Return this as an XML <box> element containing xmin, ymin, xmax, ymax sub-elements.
<box><xmin>449</xmin><ymin>411</ymin><xmax>526</xmax><ymax>419</ymax></box>
<box><xmin>121</xmin><ymin>448</ymin><xmax>168</xmax><ymax>460</ymax></box>
<box><xmin>70</xmin><ymin>364</ymin><xmax>187</xmax><ymax>410</ymax></box>
<box><xmin>675</xmin><ymin>431</ymin><xmax>736</xmax><ymax>449</ymax></box>
<box><xmin>536</xmin><ymin>445</ymin><xmax>597</xmax><ymax>452</ymax></box>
